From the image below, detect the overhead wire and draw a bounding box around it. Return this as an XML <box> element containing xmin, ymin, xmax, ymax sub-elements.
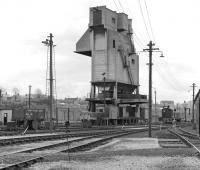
<box><xmin>143</xmin><ymin>0</ymin><xmax>156</xmax><ymax>43</ymax></box>
<box><xmin>111</xmin><ymin>0</ymin><xmax>157</xmax><ymax>49</ymax></box>
<box><xmin>152</xmin><ymin>58</ymin><xmax>180</xmax><ymax>91</ymax></box>
<box><xmin>112</xmin><ymin>0</ymin><xmax>147</xmax><ymax>52</ymax></box>
<box><xmin>122</xmin><ymin>0</ymin><xmax>147</xmax><ymax>48</ymax></box>
<box><xmin>134</xmin><ymin>38</ymin><xmax>145</xmax><ymax>50</ymax></box>
<box><xmin>111</xmin><ymin>0</ymin><xmax>184</xmax><ymax>94</ymax></box>
<box><xmin>139</xmin><ymin>52</ymin><xmax>179</xmax><ymax>92</ymax></box>
<box><xmin>154</xmin><ymin>58</ymin><xmax>188</xmax><ymax>92</ymax></box>
<box><xmin>113</xmin><ymin>0</ymin><xmax>150</xmax><ymax>52</ymax></box>
<box><xmin>137</xmin><ymin>0</ymin><xmax>151</xmax><ymax>41</ymax></box>
<box><xmin>137</xmin><ymin>0</ymin><xmax>186</xmax><ymax>92</ymax></box>
<box><xmin>140</xmin><ymin>48</ymin><xmax>188</xmax><ymax>94</ymax></box>
<box><xmin>133</xmin><ymin>29</ymin><xmax>146</xmax><ymax>48</ymax></box>
<box><xmin>117</xmin><ymin>1</ymin><xmax>188</xmax><ymax>98</ymax></box>
<box><xmin>158</xmin><ymin>58</ymin><xmax>188</xmax><ymax>91</ymax></box>
<box><xmin>112</xmin><ymin>0</ymin><xmax>120</xmax><ymax>12</ymax></box>
<box><xmin>117</xmin><ymin>0</ymin><xmax>125</xmax><ymax>12</ymax></box>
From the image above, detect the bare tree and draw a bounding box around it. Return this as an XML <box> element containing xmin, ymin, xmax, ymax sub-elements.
<box><xmin>12</xmin><ymin>87</ymin><xmax>20</xmax><ymax>95</ymax></box>
<box><xmin>12</xmin><ymin>87</ymin><xmax>20</xmax><ymax>101</ymax></box>
<box><xmin>35</xmin><ymin>88</ymin><xmax>43</xmax><ymax>98</ymax></box>
<box><xmin>0</xmin><ymin>86</ymin><xmax>6</xmax><ymax>94</ymax></box>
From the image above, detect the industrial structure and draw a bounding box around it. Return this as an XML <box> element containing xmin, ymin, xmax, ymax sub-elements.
<box><xmin>75</xmin><ymin>6</ymin><xmax>147</xmax><ymax>125</ymax></box>
<box><xmin>42</xmin><ymin>34</ymin><xmax>57</xmax><ymax>131</ymax></box>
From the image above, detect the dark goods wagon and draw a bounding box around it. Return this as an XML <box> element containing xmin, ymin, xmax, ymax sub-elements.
<box><xmin>25</xmin><ymin>109</ymin><xmax>45</xmax><ymax>130</ymax></box>
<box><xmin>12</xmin><ymin>108</ymin><xmax>26</xmax><ymax>128</ymax></box>
<box><xmin>11</xmin><ymin>108</ymin><xmax>45</xmax><ymax>130</ymax></box>
<box><xmin>162</xmin><ymin>106</ymin><xmax>174</xmax><ymax>123</ymax></box>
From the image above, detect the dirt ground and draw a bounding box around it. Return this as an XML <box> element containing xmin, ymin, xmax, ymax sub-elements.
<box><xmin>25</xmin><ymin>129</ymin><xmax>200</xmax><ymax>170</ymax></box>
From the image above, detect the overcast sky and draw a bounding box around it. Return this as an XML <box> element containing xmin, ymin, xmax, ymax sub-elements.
<box><xmin>0</xmin><ymin>0</ymin><xmax>199</xmax><ymax>103</ymax></box>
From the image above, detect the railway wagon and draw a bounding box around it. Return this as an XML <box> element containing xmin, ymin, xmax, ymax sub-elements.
<box><xmin>174</xmin><ymin>112</ymin><xmax>181</xmax><ymax>122</ymax></box>
<box><xmin>162</xmin><ymin>106</ymin><xmax>174</xmax><ymax>123</ymax></box>
<box><xmin>25</xmin><ymin>109</ymin><xmax>45</xmax><ymax>129</ymax></box>
<box><xmin>11</xmin><ymin>108</ymin><xmax>45</xmax><ymax>130</ymax></box>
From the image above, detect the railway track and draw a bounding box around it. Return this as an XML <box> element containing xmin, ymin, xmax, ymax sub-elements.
<box><xmin>0</xmin><ymin>125</ymin><xmax>162</xmax><ymax>146</ymax></box>
<box><xmin>178</xmin><ymin>128</ymin><xmax>200</xmax><ymax>138</ymax></box>
<box><xmin>0</xmin><ymin>125</ymin><xmax>149</xmax><ymax>136</ymax></box>
<box><xmin>0</xmin><ymin>129</ymin><xmax>124</xmax><ymax>146</ymax></box>
<box><xmin>168</xmin><ymin>128</ymin><xmax>200</xmax><ymax>156</ymax></box>
<box><xmin>0</xmin><ymin>127</ymin><xmax>158</xmax><ymax>170</ymax></box>
<box><xmin>0</xmin><ymin>129</ymin><xmax>131</xmax><ymax>157</ymax></box>
<box><xmin>0</xmin><ymin>126</ymin><xmax>122</xmax><ymax>136</ymax></box>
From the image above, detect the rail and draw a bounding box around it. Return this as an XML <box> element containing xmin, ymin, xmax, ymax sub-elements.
<box><xmin>0</xmin><ymin>127</ymin><xmax>160</xmax><ymax>170</ymax></box>
<box><xmin>0</xmin><ymin>129</ymin><xmax>122</xmax><ymax>146</ymax></box>
<box><xmin>168</xmin><ymin>128</ymin><xmax>200</xmax><ymax>155</ymax></box>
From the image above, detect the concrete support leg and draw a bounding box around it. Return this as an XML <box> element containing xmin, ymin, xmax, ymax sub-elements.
<box><xmin>91</xmin><ymin>102</ymin><xmax>96</xmax><ymax>112</ymax></box>
<box><xmin>114</xmin><ymin>82</ymin><xmax>118</xmax><ymax>99</ymax></box>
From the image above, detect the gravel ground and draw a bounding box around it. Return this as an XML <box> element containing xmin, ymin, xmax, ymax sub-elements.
<box><xmin>0</xmin><ymin>137</ymin><xmax>104</xmax><ymax>167</ymax></box>
<box><xmin>26</xmin><ymin>146</ymin><xmax>199</xmax><ymax>170</ymax></box>
<box><xmin>182</xmin><ymin>125</ymin><xmax>198</xmax><ymax>135</ymax></box>
<box><xmin>0</xmin><ymin>137</ymin><xmax>82</xmax><ymax>157</ymax></box>
<box><xmin>24</xmin><ymin>129</ymin><xmax>200</xmax><ymax>170</ymax></box>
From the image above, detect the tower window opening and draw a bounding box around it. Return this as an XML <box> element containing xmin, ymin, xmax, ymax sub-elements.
<box><xmin>113</xmin><ymin>40</ymin><xmax>115</xmax><ymax>48</ymax></box>
<box><xmin>132</xmin><ymin>59</ymin><xmax>135</xmax><ymax>64</ymax></box>
<box><xmin>112</xmin><ymin>17</ymin><xmax>116</xmax><ymax>24</ymax></box>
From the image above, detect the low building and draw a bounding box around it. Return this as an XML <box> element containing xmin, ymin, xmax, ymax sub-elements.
<box><xmin>175</xmin><ymin>102</ymin><xmax>192</xmax><ymax>122</ymax></box>
<box><xmin>139</xmin><ymin>103</ymin><xmax>162</xmax><ymax>123</ymax></box>
<box><xmin>0</xmin><ymin>109</ymin><xmax>12</xmax><ymax>125</ymax></box>
<box><xmin>55</xmin><ymin>103</ymin><xmax>88</xmax><ymax>123</ymax></box>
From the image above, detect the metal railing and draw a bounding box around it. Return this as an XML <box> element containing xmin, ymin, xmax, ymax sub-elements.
<box><xmin>89</xmin><ymin>92</ymin><xmax>147</xmax><ymax>100</ymax></box>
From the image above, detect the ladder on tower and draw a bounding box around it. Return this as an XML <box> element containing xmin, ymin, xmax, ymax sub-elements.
<box><xmin>45</xmin><ymin>45</ymin><xmax>58</xmax><ymax>118</ymax></box>
<box><xmin>118</xmin><ymin>46</ymin><xmax>134</xmax><ymax>86</ymax></box>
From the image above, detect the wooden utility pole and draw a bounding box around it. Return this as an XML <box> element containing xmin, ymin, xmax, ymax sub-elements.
<box><xmin>49</xmin><ymin>33</ymin><xmax>53</xmax><ymax>132</ymax></box>
<box><xmin>28</xmin><ymin>85</ymin><xmax>31</xmax><ymax>109</ymax></box>
<box><xmin>143</xmin><ymin>41</ymin><xmax>160</xmax><ymax>137</ymax></box>
<box><xmin>148</xmin><ymin>41</ymin><xmax>153</xmax><ymax>137</ymax></box>
<box><xmin>68</xmin><ymin>108</ymin><xmax>70</xmax><ymax>122</ymax></box>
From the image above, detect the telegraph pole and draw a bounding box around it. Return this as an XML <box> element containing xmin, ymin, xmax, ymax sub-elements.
<box><xmin>68</xmin><ymin>107</ymin><xmax>70</xmax><ymax>122</ymax></box>
<box><xmin>49</xmin><ymin>33</ymin><xmax>53</xmax><ymax>132</ymax></box>
<box><xmin>148</xmin><ymin>41</ymin><xmax>153</xmax><ymax>137</ymax></box>
<box><xmin>143</xmin><ymin>41</ymin><xmax>161</xmax><ymax>137</ymax></box>
<box><xmin>191</xmin><ymin>83</ymin><xmax>196</xmax><ymax>129</ymax></box>
<box><xmin>42</xmin><ymin>33</ymin><xmax>54</xmax><ymax>132</ymax></box>
<box><xmin>28</xmin><ymin>85</ymin><xmax>31</xmax><ymax>109</ymax></box>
